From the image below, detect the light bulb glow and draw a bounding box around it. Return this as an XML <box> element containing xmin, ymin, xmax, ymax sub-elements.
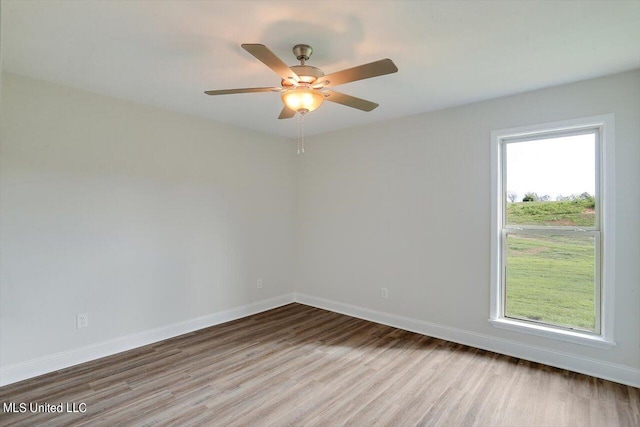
<box><xmin>281</xmin><ymin>87</ymin><xmax>324</xmax><ymax>113</ymax></box>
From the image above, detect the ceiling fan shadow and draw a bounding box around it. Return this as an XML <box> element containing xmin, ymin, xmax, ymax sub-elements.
<box><xmin>260</xmin><ymin>15</ymin><xmax>364</xmax><ymax>66</ymax></box>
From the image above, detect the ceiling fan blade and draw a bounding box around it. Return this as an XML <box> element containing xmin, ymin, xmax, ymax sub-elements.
<box><xmin>322</xmin><ymin>90</ymin><xmax>379</xmax><ymax>112</ymax></box>
<box><xmin>317</xmin><ymin>59</ymin><xmax>398</xmax><ymax>88</ymax></box>
<box><xmin>241</xmin><ymin>44</ymin><xmax>300</xmax><ymax>83</ymax></box>
<box><xmin>204</xmin><ymin>87</ymin><xmax>279</xmax><ymax>96</ymax></box>
<box><xmin>278</xmin><ymin>106</ymin><xmax>296</xmax><ymax>119</ymax></box>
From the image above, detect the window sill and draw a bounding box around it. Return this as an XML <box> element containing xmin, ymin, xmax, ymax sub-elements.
<box><xmin>489</xmin><ymin>318</ymin><xmax>615</xmax><ymax>349</ymax></box>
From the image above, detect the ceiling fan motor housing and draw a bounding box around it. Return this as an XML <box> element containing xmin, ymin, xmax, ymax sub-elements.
<box><xmin>282</xmin><ymin>65</ymin><xmax>325</xmax><ymax>86</ymax></box>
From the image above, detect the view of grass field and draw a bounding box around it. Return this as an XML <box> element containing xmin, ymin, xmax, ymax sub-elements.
<box><xmin>507</xmin><ymin>197</ymin><xmax>595</xmax><ymax>227</ymax></box>
<box><xmin>505</xmin><ymin>199</ymin><xmax>596</xmax><ymax>331</ymax></box>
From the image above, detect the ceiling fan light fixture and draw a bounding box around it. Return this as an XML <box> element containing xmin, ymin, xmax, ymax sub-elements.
<box><xmin>281</xmin><ymin>86</ymin><xmax>324</xmax><ymax>114</ymax></box>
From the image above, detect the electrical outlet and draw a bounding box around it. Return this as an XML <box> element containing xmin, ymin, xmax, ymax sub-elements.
<box><xmin>77</xmin><ymin>313</ymin><xmax>89</xmax><ymax>329</ymax></box>
<box><xmin>381</xmin><ymin>288</ymin><xmax>388</xmax><ymax>299</ymax></box>
<box><xmin>257</xmin><ymin>278</ymin><xmax>263</xmax><ymax>289</ymax></box>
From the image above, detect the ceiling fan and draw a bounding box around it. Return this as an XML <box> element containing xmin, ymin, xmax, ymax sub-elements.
<box><xmin>204</xmin><ymin>43</ymin><xmax>398</xmax><ymax>119</ymax></box>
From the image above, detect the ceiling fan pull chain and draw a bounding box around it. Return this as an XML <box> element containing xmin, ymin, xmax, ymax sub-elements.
<box><xmin>301</xmin><ymin>112</ymin><xmax>305</xmax><ymax>154</ymax></box>
<box><xmin>297</xmin><ymin>113</ymin><xmax>301</xmax><ymax>154</ymax></box>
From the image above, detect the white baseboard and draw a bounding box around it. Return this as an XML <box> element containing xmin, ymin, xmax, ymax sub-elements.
<box><xmin>0</xmin><ymin>294</ymin><xmax>295</xmax><ymax>387</ymax></box>
<box><xmin>3</xmin><ymin>292</ymin><xmax>638</xmax><ymax>389</ymax></box>
<box><xmin>294</xmin><ymin>292</ymin><xmax>640</xmax><ymax>388</ymax></box>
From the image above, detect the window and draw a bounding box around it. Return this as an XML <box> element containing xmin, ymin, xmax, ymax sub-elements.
<box><xmin>490</xmin><ymin>115</ymin><xmax>615</xmax><ymax>348</ymax></box>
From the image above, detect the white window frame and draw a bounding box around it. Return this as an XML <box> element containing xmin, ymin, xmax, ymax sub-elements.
<box><xmin>490</xmin><ymin>114</ymin><xmax>615</xmax><ymax>349</ymax></box>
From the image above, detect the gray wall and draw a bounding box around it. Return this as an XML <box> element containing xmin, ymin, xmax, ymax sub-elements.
<box><xmin>296</xmin><ymin>70</ymin><xmax>640</xmax><ymax>370</ymax></box>
<box><xmin>0</xmin><ymin>73</ymin><xmax>297</xmax><ymax>367</ymax></box>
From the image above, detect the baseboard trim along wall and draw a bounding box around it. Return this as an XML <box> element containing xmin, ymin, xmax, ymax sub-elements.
<box><xmin>0</xmin><ymin>294</ymin><xmax>295</xmax><ymax>387</ymax></box>
<box><xmin>294</xmin><ymin>292</ymin><xmax>640</xmax><ymax>388</ymax></box>
<box><xmin>3</xmin><ymin>292</ymin><xmax>638</xmax><ymax>388</ymax></box>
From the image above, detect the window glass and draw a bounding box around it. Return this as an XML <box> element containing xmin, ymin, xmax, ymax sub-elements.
<box><xmin>505</xmin><ymin>231</ymin><xmax>596</xmax><ymax>332</ymax></box>
<box><xmin>505</xmin><ymin>133</ymin><xmax>596</xmax><ymax>227</ymax></box>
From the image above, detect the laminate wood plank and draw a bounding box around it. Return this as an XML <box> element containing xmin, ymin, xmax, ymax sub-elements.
<box><xmin>1</xmin><ymin>303</ymin><xmax>637</xmax><ymax>427</ymax></box>
<box><xmin>337</xmin><ymin>336</ymin><xmax>442</xmax><ymax>425</ymax></box>
<box><xmin>564</xmin><ymin>394</ymin><xmax>592</xmax><ymax>427</ymax></box>
<box><xmin>384</xmin><ymin>344</ymin><xmax>481</xmax><ymax>426</ymax></box>
<box><xmin>132</xmin><ymin>385</ymin><xmax>218</xmax><ymax>426</ymax></box>
<box><xmin>629</xmin><ymin>386</ymin><xmax>640</xmax><ymax>415</ymax></box>
<box><xmin>283</xmin><ymin>365</ymin><xmax>379</xmax><ymax>426</ymax></box>
<box><xmin>316</xmin><ymin>342</ymin><xmax>436</xmax><ymax>423</ymax></box>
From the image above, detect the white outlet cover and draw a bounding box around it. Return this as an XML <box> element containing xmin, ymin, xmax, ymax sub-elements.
<box><xmin>257</xmin><ymin>278</ymin><xmax>263</xmax><ymax>289</ymax></box>
<box><xmin>77</xmin><ymin>313</ymin><xmax>89</xmax><ymax>329</ymax></box>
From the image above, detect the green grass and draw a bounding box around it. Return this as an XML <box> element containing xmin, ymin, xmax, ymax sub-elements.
<box><xmin>504</xmin><ymin>200</ymin><xmax>596</xmax><ymax>331</ymax></box>
<box><xmin>507</xmin><ymin>199</ymin><xmax>595</xmax><ymax>227</ymax></box>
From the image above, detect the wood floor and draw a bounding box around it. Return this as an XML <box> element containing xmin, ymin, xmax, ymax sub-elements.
<box><xmin>1</xmin><ymin>303</ymin><xmax>638</xmax><ymax>427</ymax></box>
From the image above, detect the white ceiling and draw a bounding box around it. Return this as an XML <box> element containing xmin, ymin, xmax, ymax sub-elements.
<box><xmin>2</xmin><ymin>0</ymin><xmax>639</xmax><ymax>138</ymax></box>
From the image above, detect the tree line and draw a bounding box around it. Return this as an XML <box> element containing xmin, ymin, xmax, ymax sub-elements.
<box><xmin>507</xmin><ymin>192</ymin><xmax>595</xmax><ymax>204</ymax></box>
